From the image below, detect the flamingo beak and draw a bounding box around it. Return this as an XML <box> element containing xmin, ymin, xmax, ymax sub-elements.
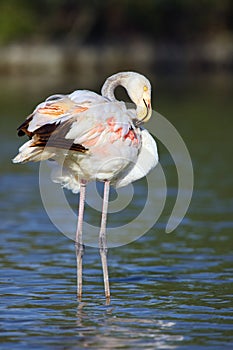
<box><xmin>144</xmin><ymin>99</ymin><xmax>152</xmax><ymax>121</ymax></box>
<box><xmin>135</xmin><ymin>99</ymin><xmax>152</xmax><ymax>126</ymax></box>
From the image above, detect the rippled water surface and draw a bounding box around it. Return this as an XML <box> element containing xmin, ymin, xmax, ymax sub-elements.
<box><xmin>0</xmin><ymin>73</ymin><xmax>232</xmax><ymax>349</ymax></box>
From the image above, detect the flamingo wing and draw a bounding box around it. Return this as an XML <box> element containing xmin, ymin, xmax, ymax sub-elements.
<box><xmin>13</xmin><ymin>93</ymin><xmax>138</xmax><ymax>164</ymax></box>
<box><xmin>29</xmin><ymin>120</ymin><xmax>88</xmax><ymax>153</ymax></box>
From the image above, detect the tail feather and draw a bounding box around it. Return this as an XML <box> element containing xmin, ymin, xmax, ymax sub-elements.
<box><xmin>13</xmin><ymin>140</ymin><xmax>81</xmax><ymax>193</ymax></box>
<box><xmin>12</xmin><ymin>140</ymin><xmax>55</xmax><ymax>163</ymax></box>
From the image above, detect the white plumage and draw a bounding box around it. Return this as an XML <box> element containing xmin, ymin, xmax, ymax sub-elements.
<box><xmin>13</xmin><ymin>71</ymin><xmax>158</xmax><ymax>301</ymax></box>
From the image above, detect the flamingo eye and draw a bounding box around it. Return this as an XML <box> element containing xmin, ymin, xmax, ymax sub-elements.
<box><xmin>143</xmin><ymin>86</ymin><xmax>148</xmax><ymax>92</ymax></box>
<box><xmin>46</xmin><ymin>94</ymin><xmax>64</xmax><ymax>102</ymax></box>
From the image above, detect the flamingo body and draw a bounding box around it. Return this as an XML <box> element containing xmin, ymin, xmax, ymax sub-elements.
<box><xmin>13</xmin><ymin>88</ymin><xmax>158</xmax><ymax>192</ymax></box>
<box><xmin>13</xmin><ymin>71</ymin><xmax>158</xmax><ymax>300</ymax></box>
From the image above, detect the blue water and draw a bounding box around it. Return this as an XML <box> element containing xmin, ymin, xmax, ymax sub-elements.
<box><xmin>0</xmin><ymin>74</ymin><xmax>232</xmax><ymax>349</ymax></box>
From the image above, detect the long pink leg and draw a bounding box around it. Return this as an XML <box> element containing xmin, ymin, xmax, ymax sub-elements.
<box><xmin>99</xmin><ymin>180</ymin><xmax>111</xmax><ymax>300</ymax></box>
<box><xmin>75</xmin><ymin>179</ymin><xmax>86</xmax><ymax>300</ymax></box>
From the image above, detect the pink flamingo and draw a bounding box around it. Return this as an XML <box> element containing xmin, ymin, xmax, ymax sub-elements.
<box><xmin>13</xmin><ymin>71</ymin><xmax>158</xmax><ymax>301</ymax></box>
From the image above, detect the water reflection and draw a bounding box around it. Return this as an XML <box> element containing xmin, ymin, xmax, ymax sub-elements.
<box><xmin>75</xmin><ymin>302</ymin><xmax>184</xmax><ymax>349</ymax></box>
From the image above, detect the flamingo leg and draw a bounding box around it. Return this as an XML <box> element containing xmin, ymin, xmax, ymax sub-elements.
<box><xmin>75</xmin><ymin>179</ymin><xmax>86</xmax><ymax>300</ymax></box>
<box><xmin>99</xmin><ymin>180</ymin><xmax>111</xmax><ymax>301</ymax></box>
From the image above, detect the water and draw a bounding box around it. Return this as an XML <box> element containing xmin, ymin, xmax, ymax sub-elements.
<box><xmin>0</xmin><ymin>72</ymin><xmax>232</xmax><ymax>349</ymax></box>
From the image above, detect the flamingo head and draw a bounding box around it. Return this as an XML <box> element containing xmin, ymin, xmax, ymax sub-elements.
<box><xmin>101</xmin><ymin>71</ymin><xmax>152</xmax><ymax>124</ymax></box>
<box><xmin>120</xmin><ymin>72</ymin><xmax>152</xmax><ymax>124</ymax></box>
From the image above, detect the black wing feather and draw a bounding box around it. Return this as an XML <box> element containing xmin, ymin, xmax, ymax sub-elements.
<box><xmin>18</xmin><ymin>117</ymin><xmax>88</xmax><ymax>153</ymax></box>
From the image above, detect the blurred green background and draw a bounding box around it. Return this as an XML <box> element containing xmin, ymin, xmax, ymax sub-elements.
<box><xmin>0</xmin><ymin>0</ymin><xmax>233</xmax><ymax>45</ymax></box>
<box><xmin>0</xmin><ymin>0</ymin><xmax>232</xmax><ymax>76</ymax></box>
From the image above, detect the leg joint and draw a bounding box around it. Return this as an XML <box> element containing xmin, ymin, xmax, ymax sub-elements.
<box><xmin>99</xmin><ymin>247</ymin><xmax>108</xmax><ymax>255</ymax></box>
<box><xmin>75</xmin><ymin>242</ymin><xmax>85</xmax><ymax>255</ymax></box>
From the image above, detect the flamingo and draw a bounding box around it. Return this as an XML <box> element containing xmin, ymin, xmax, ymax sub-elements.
<box><xmin>13</xmin><ymin>71</ymin><xmax>158</xmax><ymax>301</ymax></box>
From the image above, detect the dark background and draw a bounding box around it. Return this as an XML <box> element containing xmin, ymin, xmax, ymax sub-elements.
<box><xmin>0</xmin><ymin>0</ymin><xmax>232</xmax><ymax>75</ymax></box>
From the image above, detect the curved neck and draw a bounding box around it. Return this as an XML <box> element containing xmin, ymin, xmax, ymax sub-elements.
<box><xmin>101</xmin><ymin>72</ymin><xmax>130</xmax><ymax>101</ymax></box>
